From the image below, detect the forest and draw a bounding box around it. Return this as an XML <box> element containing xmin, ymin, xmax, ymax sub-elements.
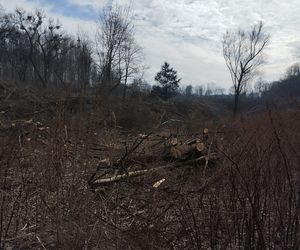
<box><xmin>0</xmin><ymin>4</ymin><xmax>300</xmax><ymax>249</ymax></box>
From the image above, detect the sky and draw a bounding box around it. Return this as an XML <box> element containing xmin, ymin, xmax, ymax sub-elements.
<box><xmin>1</xmin><ymin>0</ymin><xmax>300</xmax><ymax>89</ymax></box>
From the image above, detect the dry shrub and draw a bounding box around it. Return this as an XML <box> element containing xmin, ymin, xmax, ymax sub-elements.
<box><xmin>0</xmin><ymin>88</ymin><xmax>300</xmax><ymax>249</ymax></box>
<box><xmin>217</xmin><ymin>108</ymin><xmax>300</xmax><ymax>249</ymax></box>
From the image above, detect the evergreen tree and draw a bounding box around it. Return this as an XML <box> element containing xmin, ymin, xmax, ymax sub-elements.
<box><xmin>154</xmin><ymin>62</ymin><xmax>181</xmax><ymax>99</ymax></box>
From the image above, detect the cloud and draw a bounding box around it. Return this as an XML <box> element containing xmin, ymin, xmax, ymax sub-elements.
<box><xmin>66</xmin><ymin>0</ymin><xmax>108</xmax><ymax>9</ymax></box>
<box><xmin>0</xmin><ymin>0</ymin><xmax>98</xmax><ymax>36</ymax></box>
<box><xmin>126</xmin><ymin>0</ymin><xmax>300</xmax><ymax>86</ymax></box>
<box><xmin>1</xmin><ymin>0</ymin><xmax>43</xmax><ymax>12</ymax></box>
<box><xmin>1</xmin><ymin>0</ymin><xmax>300</xmax><ymax>88</ymax></box>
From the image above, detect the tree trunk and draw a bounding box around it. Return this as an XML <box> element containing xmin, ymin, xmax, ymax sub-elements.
<box><xmin>122</xmin><ymin>67</ymin><xmax>129</xmax><ymax>102</ymax></box>
<box><xmin>164</xmin><ymin>86</ymin><xmax>168</xmax><ymax>100</ymax></box>
<box><xmin>233</xmin><ymin>92</ymin><xmax>239</xmax><ymax>116</ymax></box>
<box><xmin>30</xmin><ymin>58</ymin><xmax>47</xmax><ymax>88</ymax></box>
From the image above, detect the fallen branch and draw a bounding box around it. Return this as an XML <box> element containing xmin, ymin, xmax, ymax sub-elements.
<box><xmin>89</xmin><ymin>129</ymin><xmax>218</xmax><ymax>190</ymax></box>
<box><xmin>90</xmin><ymin>154</ymin><xmax>217</xmax><ymax>188</ymax></box>
<box><xmin>93</xmin><ymin>169</ymin><xmax>150</xmax><ymax>185</ymax></box>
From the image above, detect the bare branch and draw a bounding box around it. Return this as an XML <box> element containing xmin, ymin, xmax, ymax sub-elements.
<box><xmin>222</xmin><ymin>21</ymin><xmax>270</xmax><ymax>115</ymax></box>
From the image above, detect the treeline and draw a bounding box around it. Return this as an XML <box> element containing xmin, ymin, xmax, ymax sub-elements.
<box><xmin>1</xmin><ymin>6</ymin><xmax>300</xmax><ymax>114</ymax></box>
<box><xmin>0</xmin><ymin>9</ymin><xmax>95</xmax><ymax>90</ymax></box>
<box><xmin>0</xmin><ymin>7</ymin><xmax>229</xmax><ymax>100</ymax></box>
<box><xmin>262</xmin><ymin>64</ymin><xmax>300</xmax><ymax>102</ymax></box>
<box><xmin>0</xmin><ymin>6</ymin><xmax>143</xmax><ymax>96</ymax></box>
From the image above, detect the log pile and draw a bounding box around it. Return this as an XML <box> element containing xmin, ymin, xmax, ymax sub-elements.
<box><xmin>88</xmin><ymin>128</ymin><xmax>218</xmax><ymax>191</ymax></box>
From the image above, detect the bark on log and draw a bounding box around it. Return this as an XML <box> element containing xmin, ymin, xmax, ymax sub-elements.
<box><xmin>93</xmin><ymin>169</ymin><xmax>150</xmax><ymax>185</ymax></box>
<box><xmin>91</xmin><ymin>154</ymin><xmax>218</xmax><ymax>188</ymax></box>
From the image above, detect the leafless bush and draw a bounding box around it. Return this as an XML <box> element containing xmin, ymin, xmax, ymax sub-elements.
<box><xmin>0</xmin><ymin>87</ymin><xmax>299</xmax><ymax>249</ymax></box>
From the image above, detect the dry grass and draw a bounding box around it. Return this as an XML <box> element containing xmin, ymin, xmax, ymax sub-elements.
<box><xmin>0</xmin><ymin>88</ymin><xmax>299</xmax><ymax>249</ymax></box>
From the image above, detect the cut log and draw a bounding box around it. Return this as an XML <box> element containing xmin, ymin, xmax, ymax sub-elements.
<box><xmin>89</xmin><ymin>129</ymin><xmax>218</xmax><ymax>190</ymax></box>
<box><xmin>170</xmin><ymin>137</ymin><xmax>178</xmax><ymax>146</ymax></box>
<box><xmin>196</xmin><ymin>142</ymin><xmax>205</xmax><ymax>152</ymax></box>
<box><xmin>170</xmin><ymin>146</ymin><xmax>182</xmax><ymax>159</ymax></box>
<box><xmin>185</xmin><ymin>138</ymin><xmax>201</xmax><ymax>145</ymax></box>
<box><xmin>93</xmin><ymin>169</ymin><xmax>150</xmax><ymax>185</ymax></box>
<box><xmin>153</xmin><ymin>178</ymin><xmax>166</xmax><ymax>188</ymax></box>
<box><xmin>170</xmin><ymin>142</ymin><xmax>205</xmax><ymax>160</ymax></box>
<box><xmin>90</xmin><ymin>154</ymin><xmax>218</xmax><ymax>189</ymax></box>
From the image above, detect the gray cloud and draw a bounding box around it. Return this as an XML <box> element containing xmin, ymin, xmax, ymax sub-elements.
<box><xmin>1</xmin><ymin>0</ymin><xmax>300</xmax><ymax>88</ymax></box>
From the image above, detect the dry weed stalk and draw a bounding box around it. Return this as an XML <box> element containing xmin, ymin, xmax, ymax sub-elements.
<box><xmin>1</xmin><ymin>89</ymin><xmax>299</xmax><ymax>248</ymax></box>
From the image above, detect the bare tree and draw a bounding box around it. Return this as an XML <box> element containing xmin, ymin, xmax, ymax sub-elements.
<box><xmin>96</xmin><ymin>6</ymin><xmax>132</xmax><ymax>90</ymax></box>
<box><xmin>14</xmin><ymin>9</ymin><xmax>71</xmax><ymax>88</ymax></box>
<box><xmin>75</xmin><ymin>35</ymin><xmax>93</xmax><ymax>93</ymax></box>
<box><xmin>0</xmin><ymin>8</ymin><xmax>95</xmax><ymax>89</ymax></box>
<box><xmin>0</xmin><ymin>12</ymin><xmax>14</xmax><ymax>67</ymax></box>
<box><xmin>285</xmin><ymin>63</ymin><xmax>300</xmax><ymax>79</ymax></box>
<box><xmin>222</xmin><ymin>21</ymin><xmax>270</xmax><ymax>115</ymax></box>
<box><xmin>6</xmin><ymin>28</ymin><xmax>29</xmax><ymax>81</ymax></box>
<box><xmin>205</xmin><ymin>83</ymin><xmax>214</xmax><ymax>96</ymax></box>
<box><xmin>185</xmin><ymin>84</ymin><xmax>193</xmax><ymax>97</ymax></box>
<box><xmin>0</xmin><ymin>12</ymin><xmax>12</xmax><ymax>40</ymax></box>
<box><xmin>96</xmin><ymin>5</ymin><xmax>143</xmax><ymax>96</ymax></box>
<box><xmin>196</xmin><ymin>85</ymin><xmax>204</xmax><ymax>97</ymax></box>
<box><xmin>121</xmin><ymin>35</ymin><xmax>143</xmax><ymax>100</ymax></box>
<box><xmin>254</xmin><ymin>77</ymin><xmax>269</xmax><ymax>97</ymax></box>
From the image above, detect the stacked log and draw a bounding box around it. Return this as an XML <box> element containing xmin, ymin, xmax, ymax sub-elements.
<box><xmin>89</xmin><ymin>128</ymin><xmax>218</xmax><ymax>191</ymax></box>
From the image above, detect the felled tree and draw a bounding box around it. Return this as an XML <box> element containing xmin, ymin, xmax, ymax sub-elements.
<box><xmin>155</xmin><ymin>62</ymin><xmax>181</xmax><ymax>99</ymax></box>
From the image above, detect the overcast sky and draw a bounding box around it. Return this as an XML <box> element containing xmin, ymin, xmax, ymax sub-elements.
<box><xmin>1</xmin><ymin>0</ymin><xmax>300</xmax><ymax>89</ymax></box>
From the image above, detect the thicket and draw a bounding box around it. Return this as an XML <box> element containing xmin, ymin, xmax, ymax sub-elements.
<box><xmin>0</xmin><ymin>5</ymin><xmax>300</xmax><ymax>250</ymax></box>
